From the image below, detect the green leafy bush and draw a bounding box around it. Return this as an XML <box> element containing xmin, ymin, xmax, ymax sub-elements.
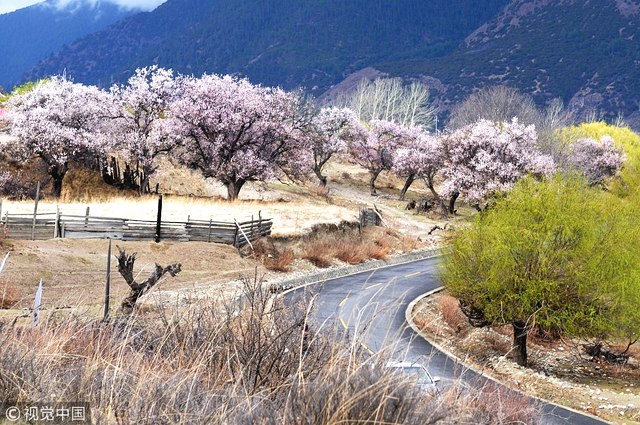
<box><xmin>442</xmin><ymin>174</ymin><xmax>640</xmax><ymax>366</ymax></box>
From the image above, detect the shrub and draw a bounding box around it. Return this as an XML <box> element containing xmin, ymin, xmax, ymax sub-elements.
<box><xmin>443</xmin><ymin>174</ymin><xmax>640</xmax><ymax>367</ymax></box>
<box><xmin>439</xmin><ymin>295</ymin><xmax>467</xmax><ymax>333</ymax></box>
<box><xmin>253</xmin><ymin>238</ymin><xmax>296</xmax><ymax>272</ymax></box>
<box><xmin>0</xmin><ymin>279</ymin><xmax>19</xmax><ymax>309</ymax></box>
<box><xmin>334</xmin><ymin>240</ymin><xmax>369</xmax><ymax>264</ymax></box>
<box><xmin>265</xmin><ymin>248</ymin><xmax>295</xmax><ymax>272</ymax></box>
<box><xmin>302</xmin><ymin>239</ymin><xmax>334</xmax><ymax>268</ymax></box>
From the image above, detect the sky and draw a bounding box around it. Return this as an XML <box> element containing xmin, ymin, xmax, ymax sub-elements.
<box><xmin>0</xmin><ymin>0</ymin><xmax>167</xmax><ymax>14</ymax></box>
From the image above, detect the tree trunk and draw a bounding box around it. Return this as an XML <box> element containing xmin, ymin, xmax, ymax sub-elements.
<box><xmin>399</xmin><ymin>173</ymin><xmax>415</xmax><ymax>201</ymax></box>
<box><xmin>512</xmin><ymin>321</ymin><xmax>528</xmax><ymax>367</ymax></box>
<box><xmin>448</xmin><ymin>191</ymin><xmax>460</xmax><ymax>215</ymax></box>
<box><xmin>313</xmin><ymin>166</ymin><xmax>328</xmax><ymax>187</ymax></box>
<box><xmin>424</xmin><ymin>175</ymin><xmax>447</xmax><ymax>217</ymax></box>
<box><xmin>139</xmin><ymin>175</ymin><xmax>151</xmax><ymax>196</ymax></box>
<box><xmin>49</xmin><ymin>163</ymin><xmax>68</xmax><ymax>198</ymax></box>
<box><xmin>226</xmin><ymin>179</ymin><xmax>247</xmax><ymax>201</ymax></box>
<box><xmin>116</xmin><ymin>248</ymin><xmax>182</xmax><ymax>315</ymax></box>
<box><xmin>369</xmin><ymin>170</ymin><xmax>382</xmax><ymax>196</ymax></box>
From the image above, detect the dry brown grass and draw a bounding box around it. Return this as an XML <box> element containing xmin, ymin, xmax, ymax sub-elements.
<box><xmin>308</xmin><ymin>184</ymin><xmax>333</xmax><ymax>203</ymax></box>
<box><xmin>0</xmin><ymin>275</ymin><xmax>543</xmax><ymax>424</ymax></box>
<box><xmin>264</xmin><ymin>249</ymin><xmax>295</xmax><ymax>272</ymax></box>
<box><xmin>369</xmin><ymin>235</ymin><xmax>392</xmax><ymax>260</ymax></box>
<box><xmin>3</xmin><ymin>194</ymin><xmax>356</xmax><ymax>238</ymax></box>
<box><xmin>333</xmin><ymin>240</ymin><xmax>369</xmax><ymax>265</ymax></box>
<box><xmin>300</xmin><ymin>228</ymin><xmax>392</xmax><ymax>267</ymax></box>
<box><xmin>0</xmin><ymin>279</ymin><xmax>19</xmax><ymax>309</ymax></box>
<box><xmin>302</xmin><ymin>240</ymin><xmax>334</xmax><ymax>268</ymax></box>
<box><xmin>439</xmin><ymin>295</ymin><xmax>468</xmax><ymax>333</ymax></box>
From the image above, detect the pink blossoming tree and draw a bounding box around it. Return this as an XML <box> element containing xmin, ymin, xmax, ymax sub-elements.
<box><xmin>7</xmin><ymin>77</ymin><xmax>112</xmax><ymax>197</ymax></box>
<box><xmin>440</xmin><ymin>118</ymin><xmax>555</xmax><ymax>212</ymax></box>
<box><xmin>567</xmin><ymin>135</ymin><xmax>625</xmax><ymax>185</ymax></box>
<box><xmin>349</xmin><ymin>119</ymin><xmax>416</xmax><ymax>196</ymax></box>
<box><xmin>308</xmin><ymin>107</ymin><xmax>365</xmax><ymax>186</ymax></box>
<box><xmin>168</xmin><ymin>74</ymin><xmax>305</xmax><ymax>200</ymax></box>
<box><xmin>392</xmin><ymin>131</ymin><xmax>444</xmax><ymax>202</ymax></box>
<box><xmin>107</xmin><ymin>66</ymin><xmax>177</xmax><ymax>194</ymax></box>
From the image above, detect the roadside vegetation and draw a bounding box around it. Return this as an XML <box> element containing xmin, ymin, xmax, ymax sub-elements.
<box><xmin>0</xmin><ymin>275</ymin><xmax>541</xmax><ymax>424</ymax></box>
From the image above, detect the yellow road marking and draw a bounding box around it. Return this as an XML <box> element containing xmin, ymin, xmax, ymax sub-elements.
<box><xmin>365</xmin><ymin>282</ymin><xmax>384</xmax><ymax>290</ymax></box>
<box><xmin>339</xmin><ymin>296</ymin><xmax>349</xmax><ymax>307</ymax></box>
<box><xmin>340</xmin><ymin>317</ymin><xmax>348</xmax><ymax>329</ymax></box>
<box><xmin>405</xmin><ymin>271</ymin><xmax>421</xmax><ymax>278</ymax></box>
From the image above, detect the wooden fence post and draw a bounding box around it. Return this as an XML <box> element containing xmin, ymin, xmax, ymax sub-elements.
<box><xmin>31</xmin><ymin>181</ymin><xmax>41</xmax><ymax>241</ymax></box>
<box><xmin>53</xmin><ymin>205</ymin><xmax>60</xmax><ymax>238</ymax></box>
<box><xmin>155</xmin><ymin>195</ymin><xmax>163</xmax><ymax>243</ymax></box>
<box><xmin>84</xmin><ymin>206</ymin><xmax>90</xmax><ymax>227</ymax></box>
<box><xmin>207</xmin><ymin>219</ymin><xmax>212</xmax><ymax>243</ymax></box>
<box><xmin>103</xmin><ymin>239</ymin><xmax>112</xmax><ymax>321</ymax></box>
<box><xmin>233</xmin><ymin>222</ymin><xmax>240</xmax><ymax>249</ymax></box>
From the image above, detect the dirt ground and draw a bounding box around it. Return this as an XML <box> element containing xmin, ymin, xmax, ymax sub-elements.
<box><xmin>413</xmin><ymin>292</ymin><xmax>640</xmax><ymax>425</ymax></box>
<box><xmin>0</xmin><ymin>239</ymin><xmax>261</xmax><ymax>310</ymax></box>
<box><xmin>0</xmin><ymin>158</ymin><xmax>452</xmax><ymax>319</ymax></box>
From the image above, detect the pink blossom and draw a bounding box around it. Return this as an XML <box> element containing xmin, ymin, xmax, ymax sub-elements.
<box><xmin>107</xmin><ymin>66</ymin><xmax>177</xmax><ymax>190</ymax></box>
<box><xmin>348</xmin><ymin>119</ymin><xmax>418</xmax><ymax>195</ymax></box>
<box><xmin>6</xmin><ymin>76</ymin><xmax>113</xmax><ymax>196</ymax></box>
<box><xmin>568</xmin><ymin>135</ymin><xmax>625</xmax><ymax>184</ymax></box>
<box><xmin>168</xmin><ymin>74</ymin><xmax>307</xmax><ymax>200</ymax></box>
<box><xmin>440</xmin><ymin>118</ymin><xmax>555</xmax><ymax>207</ymax></box>
<box><xmin>307</xmin><ymin>107</ymin><xmax>364</xmax><ymax>185</ymax></box>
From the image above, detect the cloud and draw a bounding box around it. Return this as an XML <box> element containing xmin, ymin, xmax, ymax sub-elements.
<box><xmin>0</xmin><ymin>0</ymin><xmax>167</xmax><ymax>14</ymax></box>
<box><xmin>0</xmin><ymin>1</ymin><xmax>41</xmax><ymax>14</ymax></box>
<box><xmin>52</xmin><ymin>0</ymin><xmax>167</xmax><ymax>10</ymax></box>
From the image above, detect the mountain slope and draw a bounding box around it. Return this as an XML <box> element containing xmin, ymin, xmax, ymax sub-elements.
<box><xmin>378</xmin><ymin>0</ymin><xmax>640</xmax><ymax>122</ymax></box>
<box><xmin>0</xmin><ymin>0</ymin><xmax>139</xmax><ymax>91</ymax></box>
<box><xmin>27</xmin><ymin>0</ymin><xmax>511</xmax><ymax>91</ymax></box>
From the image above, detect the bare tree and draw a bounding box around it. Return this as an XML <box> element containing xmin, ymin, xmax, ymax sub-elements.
<box><xmin>537</xmin><ymin>98</ymin><xmax>575</xmax><ymax>162</ymax></box>
<box><xmin>334</xmin><ymin>78</ymin><xmax>437</xmax><ymax>129</ymax></box>
<box><xmin>116</xmin><ymin>248</ymin><xmax>182</xmax><ymax>314</ymax></box>
<box><xmin>447</xmin><ymin>86</ymin><xmax>541</xmax><ymax>129</ymax></box>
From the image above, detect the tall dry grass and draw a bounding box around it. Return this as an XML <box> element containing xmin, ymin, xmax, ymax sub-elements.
<box><xmin>301</xmin><ymin>230</ymin><xmax>392</xmax><ymax>267</ymax></box>
<box><xmin>1</xmin><ymin>195</ymin><xmax>356</xmax><ymax>237</ymax></box>
<box><xmin>0</xmin><ymin>273</ymin><xmax>541</xmax><ymax>424</ymax></box>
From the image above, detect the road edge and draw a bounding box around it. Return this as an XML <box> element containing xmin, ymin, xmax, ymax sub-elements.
<box><xmin>405</xmin><ymin>289</ymin><xmax>611</xmax><ymax>425</ymax></box>
<box><xmin>278</xmin><ymin>247</ymin><xmax>443</xmax><ymax>296</ymax></box>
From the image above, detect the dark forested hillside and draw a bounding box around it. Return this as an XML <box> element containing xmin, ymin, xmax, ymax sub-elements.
<box><xmin>19</xmin><ymin>0</ymin><xmax>640</xmax><ymax>125</ymax></box>
<box><xmin>0</xmin><ymin>0</ymin><xmax>138</xmax><ymax>91</ymax></box>
<box><xmin>378</xmin><ymin>0</ymin><xmax>640</xmax><ymax>123</ymax></box>
<box><xmin>26</xmin><ymin>0</ymin><xmax>511</xmax><ymax>91</ymax></box>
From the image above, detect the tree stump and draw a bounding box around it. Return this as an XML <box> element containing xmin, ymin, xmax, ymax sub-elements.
<box><xmin>116</xmin><ymin>248</ymin><xmax>182</xmax><ymax>315</ymax></box>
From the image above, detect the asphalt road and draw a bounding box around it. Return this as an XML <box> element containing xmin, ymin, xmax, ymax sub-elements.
<box><xmin>284</xmin><ymin>256</ymin><xmax>608</xmax><ymax>425</ymax></box>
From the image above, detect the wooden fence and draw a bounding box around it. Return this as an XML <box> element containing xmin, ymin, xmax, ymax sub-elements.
<box><xmin>359</xmin><ymin>207</ymin><xmax>383</xmax><ymax>228</ymax></box>
<box><xmin>0</xmin><ymin>212</ymin><xmax>272</xmax><ymax>247</ymax></box>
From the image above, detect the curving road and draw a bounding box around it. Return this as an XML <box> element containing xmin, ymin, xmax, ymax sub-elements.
<box><xmin>284</xmin><ymin>256</ymin><xmax>608</xmax><ymax>425</ymax></box>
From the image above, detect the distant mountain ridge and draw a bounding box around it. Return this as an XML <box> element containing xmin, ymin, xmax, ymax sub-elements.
<box><xmin>0</xmin><ymin>0</ymin><xmax>139</xmax><ymax>91</ymax></box>
<box><xmin>14</xmin><ymin>0</ymin><xmax>640</xmax><ymax>128</ymax></box>
<box><xmin>377</xmin><ymin>0</ymin><xmax>640</xmax><ymax>124</ymax></box>
<box><xmin>26</xmin><ymin>0</ymin><xmax>511</xmax><ymax>92</ymax></box>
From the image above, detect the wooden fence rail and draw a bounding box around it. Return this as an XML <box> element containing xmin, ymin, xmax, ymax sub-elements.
<box><xmin>0</xmin><ymin>212</ymin><xmax>272</xmax><ymax>247</ymax></box>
